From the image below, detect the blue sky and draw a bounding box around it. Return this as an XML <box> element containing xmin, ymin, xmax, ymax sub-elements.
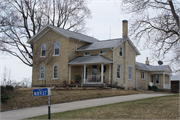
<box><xmin>0</xmin><ymin>0</ymin><xmax>155</xmax><ymax>83</ymax></box>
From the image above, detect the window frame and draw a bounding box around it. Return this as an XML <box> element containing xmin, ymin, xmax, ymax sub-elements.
<box><xmin>155</xmin><ymin>75</ymin><xmax>160</xmax><ymax>85</ymax></box>
<box><xmin>53</xmin><ymin>65</ymin><xmax>59</xmax><ymax>79</ymax></box>
<box><xmin>117</xmin><ymin>64</ymin><xmax>121</xmax><ymax>79</ymax></box>
<box><xmin>84</xmin><ymin>52</ymin><xmax>90</xmax><ymax>56</ymax></box>
<box><xmin>41</xmin><ymin>43</ymin><xmax>46</xmax><ymax>57</ymax></box>
<box><xmin>128</xmin><ymin>66</ymin><xmax>132</xmax><ymax>80</ymax></box>
<box><xmin>119</xmin><ymin>47</ymin><xmax>123</xmax><ymax>57</ymax></box>
<box><xmin>54</xmin><ymin>42</ymin><xmax>59</xmax><ymax>56</ymax></box>
<box><xmin>141</xmin><ymin>71</ymin><xmax>145</xmax><ymax>80</ymax></box>
<box><xmin>40</xmin><ymin>66</ymin><xmax>45</xmax><ymax>80</ymax></box>
<box><xmin>99</xmin><ymin>50</ymin><xmax>105</xmax><ymax>55</ymax></box>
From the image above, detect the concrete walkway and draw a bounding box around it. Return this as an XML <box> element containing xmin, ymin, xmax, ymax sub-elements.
<box><xmin>0</xmin><ymin>94</ymin><xmax>171</xmax><ymax>120</ymax></box>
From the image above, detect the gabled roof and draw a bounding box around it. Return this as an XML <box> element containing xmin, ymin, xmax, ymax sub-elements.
<box><xmin>68</xmin><ymin>55</ymin><xmax>113</xmax><ymax>65</ymax></box>
<box><xmin>136</xmin><ymin>62</ymin><xmax>172</xmax><ymax>72</ymax></box>
<box><xmin>77</xmin><ymin>38</ymin><xmax>124</xmax><ymax>51</ymax></box>
<box><xmin>27</xmin><ymin>25</ymin><xmax>99</xmax><ymax>44</ymax></box>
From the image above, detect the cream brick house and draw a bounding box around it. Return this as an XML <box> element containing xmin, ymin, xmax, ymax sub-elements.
<box><xmin>28</xmin><ymin>20</ymin><xmax>172</xmax><ymax>90</ymax></box>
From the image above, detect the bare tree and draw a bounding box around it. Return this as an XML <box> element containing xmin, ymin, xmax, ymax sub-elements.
<box><xmin>121</xmin><ymin>0</ymin><xmax>180</xmax><ymax>71</ymax></box>
<box><xmin>0</xmin><ymin>0</ymin><xmax>91</xmax><ymax>67</ymax></box>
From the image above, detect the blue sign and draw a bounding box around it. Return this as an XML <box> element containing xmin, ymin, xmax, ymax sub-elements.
<box><xmin>33</xmin><ymin>88</ymin><xmax>51</xmax><ymax>97</ymax></box>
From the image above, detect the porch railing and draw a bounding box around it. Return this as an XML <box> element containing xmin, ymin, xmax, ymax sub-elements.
<box><xmin>83</xmin><ymin>75</ymin><xmax>104</xmax><ymax>83</ymax></box>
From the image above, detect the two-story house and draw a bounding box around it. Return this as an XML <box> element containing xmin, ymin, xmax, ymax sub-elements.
<box><xmin>28</xmin><ymin>20</ymin><xmax>172</xmax><ymax>90</ymax></box>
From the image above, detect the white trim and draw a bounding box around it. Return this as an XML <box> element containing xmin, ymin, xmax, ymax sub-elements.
<box><xmin>40</xmin><ymin>66</ymin><xmax>45</xmax><ymax>80</ymax></box>
<box><xmin>84</xmin><ymin>65</ymin><xmax>86</xmax><ymax>84</ymax></box>
<box><xmin>117</xmin><ymin>64</ymin><xmax>121</xmax><ymax>79</ymax></box>
<box><xmin>53</xmin><ymin>65</ymin><xmax>59</xmax><ymax>79</ymax></box>
<box><xmin>33</xmin><ymin>29</ymin><xmax>50</xmax><ymax>44</ymax></box>
<box><xmin>54</xmin><ymin>42</ymin><xmax>59</xmax><ymax>56</ymax></box>
<box><xmin>141</xmin><ymin>71</ymin><xmax>145</xmax><ymax>80</ymax></box>
<box><xmin>119</xmin><ymin>46</ymin><xmax>123</xmax><ymax>57</ymax></box>
<box><xmin>101</xmin><ymin>64</ymin><xmax>104</xmax><ymax>83</ymax></box>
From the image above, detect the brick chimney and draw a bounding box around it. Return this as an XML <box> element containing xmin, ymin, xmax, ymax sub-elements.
<box><xmin>122</xmin><ymin>20</ymin><xmax>128</xmax><ymax>37</ymax></box>
<box><xmin>145</xmin><ymin>57</ymin><xmax>149</xmax><ymax>65</ymax></box>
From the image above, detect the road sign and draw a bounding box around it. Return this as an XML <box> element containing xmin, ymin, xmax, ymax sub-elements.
<box><xmin>33</xmin><ymin>88</ymin><xmax>51</xmax><ymax>97</ymax></box>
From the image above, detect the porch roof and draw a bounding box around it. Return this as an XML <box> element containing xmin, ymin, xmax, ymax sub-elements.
<box><xmin>68</xmin><ymin>55</ymin><xmax>113</xmax><ymax>65</ymax></box>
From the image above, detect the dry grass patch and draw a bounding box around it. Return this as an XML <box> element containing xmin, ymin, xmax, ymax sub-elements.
<box><xmin>1</xmin><ymin>88</ymin><xmax>171</xmax><ymax>112</ymax></box>
<box><xmin>28</xmin><ymin>94</ymin><xmax>179</xmax><ymax>119</ymax></box>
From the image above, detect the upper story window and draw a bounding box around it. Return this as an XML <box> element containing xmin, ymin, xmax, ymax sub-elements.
<box><xmin>84</xmin><ymin>52</ymin><xmax>90</xmax><ymax>56</ymax></box>
<box><xmin>54</xmin><ymin>42</ymin><xmax>59</xmax><ymax>55</ymax></box>
<box><xmin>128</xmin><ymin>66</ymin><xmax>132</xmax><ymax>80</ymax></box>
<box><xmin>53</xmin><ymin>65</ymin><xmax>58</xmax><ymax>79</ymax></box>
<box><xmin>40</xmin><ymin>66</ymin><xmax>45</xmax><ymax>79</ymax></box>
<box><xmin>119</xmin><ymin>47</ymin><xmax>123</xmax><ymax>57</ymax></box>
<box><xmin>117</xmin><ymin>64</ymin><xmax>121</xmax><ymax>79</ymax></box>
<box><xmin>141</xmin><ymin>71</ymin><xmax>145</xmax><ymax>79</ymax></box>
<box><xmin>99</xmin><ymin>51</ymin><xmax>105</xmax><ymax>55</ymax></box>
<box><xmin>156</xmin><ymin>75</ymin><xmax>160</xmax><ymax>85</ymax></box>
<box><xmin>41</xmin><ymin>44</ymin><xmax>46</xmax><ymax>57</ymax></box>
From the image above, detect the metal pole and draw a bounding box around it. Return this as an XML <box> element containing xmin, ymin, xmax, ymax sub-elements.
<box><xmin>48</xmin><ymin>96</ymin><xmax>51</xmax><ymax>119</ymax></box>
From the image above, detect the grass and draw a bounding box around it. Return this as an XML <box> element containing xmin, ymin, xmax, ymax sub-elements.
<box><xmin>1</xmin><ymin>88</ymin><xmax>160</xmax><ymax>112</ymax></box>
<box><xmin>28</xmin><ymin>94</ymin><xmax>179</xmax><ymax>119</ymax></box>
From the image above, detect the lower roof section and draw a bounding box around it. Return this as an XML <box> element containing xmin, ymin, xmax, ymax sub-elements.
<box><xmin>68</xmin><ymin>55</ymin><xmax>113</xmax><ymax>65</ymax></box>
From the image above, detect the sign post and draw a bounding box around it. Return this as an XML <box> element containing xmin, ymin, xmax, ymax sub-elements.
<box><xmin>33</xmin><ymin>88</ymin><xmax>51</xmax><ymax>119</ymax></box>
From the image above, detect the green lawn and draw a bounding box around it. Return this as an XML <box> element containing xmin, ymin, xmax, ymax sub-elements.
<box><xmin>28</xmin><ymin>94</ymin><xmax>179</xmax><ymax>119</ymax></box>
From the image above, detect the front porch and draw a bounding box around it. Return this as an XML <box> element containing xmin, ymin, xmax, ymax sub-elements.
<box><xmin>68</xmin><ymin>55</ymin><xmax>113</xmax><ymax>86</ymax></box>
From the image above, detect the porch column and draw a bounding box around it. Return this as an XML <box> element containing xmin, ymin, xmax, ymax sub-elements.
<box><xmin>163</xmin><ymin>72</ymin><xmax>165</xmax><ymax>89</ymax></box>
<box><xmin>69</xmin><ymin>65</ymin><xmax>71</xmax><ymax>84</ymax></box>
<box><xmin>84</xmin><ymin>65</ymin><xmax>86</xmax><ymax>84</ymax></box>
<box><xmin>109</xmin><ymin>64</ymin><xmax>111</xmax><ymax>84</ymax></box>
<box><xmin>101</xmin><ymin>64</ymin><xmax>104</xmax><ymax>83</ymax></box>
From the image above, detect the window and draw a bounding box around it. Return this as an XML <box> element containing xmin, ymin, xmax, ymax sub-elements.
<box><xmin>41</xmin><ymin>44</ymin><xmax>46</xmax><ymax>56</ymax></box>
<box><xmin>99</xmin><ymin>51</ymin><xmax>105</xmax><ymax>55</ymax></box>
<box><xmin>151</xmin><ymin>75</ymin><xmax>154</xmax><ymax>83</ymax></box>
<box><xmin>40</xmin><ymin>66</ymin><xmax>45</xmax><ymax>79</ymax></box>
<box><xmin>128</xmin><ymin>66</ymin><xmax>132</xmax><ymax>80</ymax></box>
<box><xmin>54</xmin><ymin>42</ymin><xmax>59</xmax><ymax>55</ymax></box>
<box><xmin>156</xmin><ymin>75</ymin><xmax>160</xmax><ymax>85</ymax></box>
<box><xmin>117</xmin><ymin>64</ymin><xmax>121</xmax><ymax>79</ymax></box>
<box><xmin>53</xmin><ymin>65</ymin><xmax>58</xmax><ymax>79</ymax></box>
<box><xmin>141</xmin><ymin>71</ymin><xmax>145</xmax><ymax>79</ymax></box>
<box><xmin>119</xmin><ymin>47</ymin><xmax>123</xmax><ymax>57</ymax></box>
<box><xmin>84</xmin><ymin>52</ymin><xmax>90</xmax><ymax>56</ymax></box>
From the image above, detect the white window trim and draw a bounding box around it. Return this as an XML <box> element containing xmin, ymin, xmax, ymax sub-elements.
<box><xmin>99</xmin><ymin>51</ymin><xmax>105</xmax><ymax>55</ymax></box>
<box><xmin>40</xmin><ymin>43</ymin><xmax>46</xmax><ymax>57</ymax></box>
<box><xmin>39</xmin><ymin>66</ymin><xmax>45</xmax><ymax>80</ymax></box>
<box><xmin>53</xmin><ymin>42</ymin><xmax>59</xmax><ymax>56</ymax></box>
<box><xmin>155</xmin><ymin>75</ymin><xmax>160</xmax><ymax>85</ymax></box>
<box><xmin>84</xmin><ymin>52</ymin><xmax>90</xmax><ymax>56</ymax></box>
<box><xmin>119</xmin><ymin>46</ymin><xmax>123</xmax><ymax>57</ymax></box>
<box><xmin>128</xmin><ymin>66</ymin><xmax>132</xmax><ymax>80</ymax></box>
<box><xmin>52</xmin><ymin>65</ymin><xmax>59</xmax><ymax>79</ymax></box>
<box><xmin>141</xmin><ymin>71</ymin><xmax>145</xmax><ymax>80</ymax></box>
<box><xmin>117</xmin><ymin>64</ymin><xmax>121</xmax><ymax>79</ymax></box>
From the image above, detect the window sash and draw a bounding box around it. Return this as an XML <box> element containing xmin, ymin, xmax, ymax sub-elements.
<box><xmin>117</xmin><ymin>65</ymin><xmax>121</xmax><ymax>79</ymax></box>
<box><xmin>128</xmin><ymin>67</ymin><xmax>132</xmax><ymax>80</ymax></box>
<box><xmin>54</xmin><ymin>42</ymin><xmax>59</xmax><ymax>55</ymax></box>
<box><xmin>141</xmin><ymin>72</ymin><xmax>145</xmax><ymax>79</ymax></box>
<box><xmin>41</xmin><ymin>44</ymin><xmax>46</xmax><ymax>56</ymax></box>
<box><xmin>40</xmin><ymin>66</ymin><xmax>45</xmax><ymax>79</ymax></box>
<box><xmin>119</xmin><ymin>47</ymin><xmax>123</xmax><ymax>56</ymax></box>
<box><xmin>53</xmin><ymin>65</ymin><xmax>58</xmax><ymax>78</ymax></box>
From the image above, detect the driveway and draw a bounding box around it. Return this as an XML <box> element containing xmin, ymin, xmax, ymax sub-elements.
<box><xmin>0</xmin><ymin>94</ymin><xmax>171</xmax><ymax>120</ymax></box>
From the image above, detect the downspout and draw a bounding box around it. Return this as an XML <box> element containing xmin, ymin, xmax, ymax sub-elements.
<box><xmin>110</xmin><ymin>47</ymin><xmax>114</xmax><ymax>63</ymax></box>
